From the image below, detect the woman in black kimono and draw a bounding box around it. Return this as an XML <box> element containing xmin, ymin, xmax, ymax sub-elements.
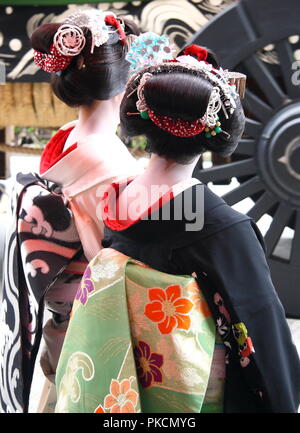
<box><xmin>54</xmin><ymin>40</ymin><xmax>300</xmax><ymax>413</ymax></box>
<box><xmin>98</xmin><ymin>44</ymin><xmax>300</xmax><ymax>412</ymax></box>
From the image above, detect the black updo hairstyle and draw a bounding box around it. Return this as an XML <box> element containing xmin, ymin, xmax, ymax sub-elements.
<box><xmin>31</xmin><ymin>17</ymin><xmax>140</xmax><ymax>106</ymax></box>
<box><xmin>120</xmin><ymin>48</ymin><xmax>245</xmax><ymax>163</ymax></box>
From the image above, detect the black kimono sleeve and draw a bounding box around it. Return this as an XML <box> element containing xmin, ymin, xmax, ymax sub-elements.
<box><xmin>172</xmin><ymin>219</ymin><xmax>300</xmax><ymax>413</ymax></box>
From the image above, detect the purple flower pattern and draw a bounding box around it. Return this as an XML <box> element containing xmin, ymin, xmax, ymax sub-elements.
<box><xmin>134</xmin><ymin>340</ymin><xmax>163</xmax><ymax>388</ymax></box>
<box><xmin>76</xmin><ymin>266</ymin><xmax>94</xmax><ymax>305</ymax></box>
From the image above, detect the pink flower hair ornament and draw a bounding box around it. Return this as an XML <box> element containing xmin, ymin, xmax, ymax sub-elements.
<box><xmin>53</xmin><ymin>24</ymin><xmax>86</xmax><ymax>56</ymax></box>
<box><xmin>33</xmin><ymin>23</ymin><xmax>85</xmax><ymax>74</ymax></box>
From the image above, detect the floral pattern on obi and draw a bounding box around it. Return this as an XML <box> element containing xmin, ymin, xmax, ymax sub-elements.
<box><xmin>55</xmin><ymin>248</ymin><xmax>218</xmax><ymax>413</ymax></box>
<box><xmin>103</xmin><ymin>378</ymin><xmax>138</xmax><ymax>413</ymax></box>
<box><xmin>75</xmin><ymin>266</ymin><xmax>94</xmax><ymax>305</ymax></box>
<box><xmin>90</xmin><ymin>261</ymin><xmax>119</xmax><ymax>282</ymax></box>
<box><xmin>144</xmin><ymin>285</ymin><xmax>194</xmax><ymax>334</ymax></box>
<box><xmin>134</xmin><ymin>341</ymin><xmax>163</xmax><ymax>388</ymax></box>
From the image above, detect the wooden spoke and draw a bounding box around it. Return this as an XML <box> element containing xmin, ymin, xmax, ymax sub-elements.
<box><xmin>222</xmin><ymin>176</ymin><xmax>264</xmax><ymax>206</ymax></box>
<box><xmin>236</xmin><ymin>138</ymin><xmax>256</xmax><ymax>156</ymax></box>
<box><xmin>265</xmin><ymin>205</ymin><xmax>294</xmax><ymax>254</ymax></box>
<box><xmin>290</xmin><ymin>210</ymin><xmax>300</xmax><ymax>267</ymax></box>
<box><xmin>243</xmin><ymin>54</ymin><xmax>287</xmax><ymax>108</ymax></box>
<box><xmin>244</xmin><ymin>89</ymin><xmax>273</xmax><ymax>123</ymax></box>
<box><xmin>244</xmin><ymin>118</ymin><xmax>264</xmax><ymax>138</ymax></box>
<box><xmin>247</xmin><ymin>192</ymin><xmax>277</xmax><ymax>220</ymax></box>
<box><xmin>197</xmin><ymin>159</ymin><xmax>257</xmax><ymax>184</ymax></box>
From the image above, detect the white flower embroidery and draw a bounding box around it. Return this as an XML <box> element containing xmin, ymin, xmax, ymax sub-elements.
<box><xmin>181</xmin><ymin>367</ymin><xmax>204</xmax><ymax>386</ymax></box>
<box><xmin>90</xmin><ymin>261</ymin><xmax>119</xmax><ymax>282</ymax></box>
<box><xmin>173</xmin><ymin>334</ymin><xmax>201</xmax><ymax>362</ymax></box>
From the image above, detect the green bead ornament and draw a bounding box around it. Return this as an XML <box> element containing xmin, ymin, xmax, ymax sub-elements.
<box><xmin>204</xmin><ymin>119</ymin><xmax>222</xmax><ymax>138</ymax></box>
<box><xmin>140</xmin><ymin>110</ymin><xmax>150</xmax><ymax>120</ymax></box>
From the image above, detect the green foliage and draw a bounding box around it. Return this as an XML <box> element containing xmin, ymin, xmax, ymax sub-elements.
<box><xmin>13</xmin><ymin>126</ymin><xmax>57</xmax><ymax>148</ymax></box>
<box><xmin>130</xmin><ymin>135</ymin><xmax>147</xmax><ymax>151</ymax></box>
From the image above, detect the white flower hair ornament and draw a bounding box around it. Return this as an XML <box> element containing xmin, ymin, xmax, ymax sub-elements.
<box><xmin>65</xmin><ymin>9</ymin><xmax>114</xmax><ymax>53</ymax></box>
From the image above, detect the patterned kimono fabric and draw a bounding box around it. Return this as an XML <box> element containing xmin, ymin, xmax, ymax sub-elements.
<box><xmin>55</xmin><ymin>248</ymin><xmax>225</xmax><ymax>413</ymax></box>
<box><xmin>0</xmin><ymin>173</ymin><xmax>82</xmax><ymax>413</ymax></box>
<box><xmin>37</xmin><ymin>257</ymin><xmax>87</xmax><ymax>413</ymax></box>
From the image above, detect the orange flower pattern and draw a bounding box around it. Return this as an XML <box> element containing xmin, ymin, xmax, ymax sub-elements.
<box><xmin>56</xmin><ymin>250</ymin><xmax>218</xmax><ymax>413</ymax></box>
<box><xmin>103</xmin><ymin>378</ymin><xmax>138</xmax><ymax>413</ymax></box>
<box><xmin>186</xmin><ymin>281</ymin><xmax>211</xmax><ymax>318</ymax></box>
<box><xmin>144</xmin><ymin>284</ymin><xmax>194</xmax><ymax>334</ymax></box>
<box><xmin>94</xmin><ymin>405</ymin><xmax>105</xmax><ymax>413</ymax></box>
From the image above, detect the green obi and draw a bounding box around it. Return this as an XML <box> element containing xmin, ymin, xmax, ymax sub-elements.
<box><xmin>55</xmin><ymin>248</ymin><xmax>224</xmax><ymax>413</ymax></box>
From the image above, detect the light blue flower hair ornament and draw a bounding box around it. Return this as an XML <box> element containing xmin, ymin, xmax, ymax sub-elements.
<box><xmin>126</xmin><ymin>32</ymin><xmax>174</xmax><ymax>74</ymax></box>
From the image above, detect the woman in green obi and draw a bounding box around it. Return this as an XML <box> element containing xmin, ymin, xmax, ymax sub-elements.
<box><xmin>55</xmin><ymin>36</ymin><xmax>300</xmax><ymax>413</ymax></box>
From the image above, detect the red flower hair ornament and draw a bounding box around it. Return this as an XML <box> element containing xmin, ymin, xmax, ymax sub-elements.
<box><xmin>183</xmin><ymin>45</ymin><xmax>208</xmax><ymax>62</ymax></box>
<box><xmin>105</xmin><ymin>14</ymin><xmax>126</xmax><ymax>45</ymax></box>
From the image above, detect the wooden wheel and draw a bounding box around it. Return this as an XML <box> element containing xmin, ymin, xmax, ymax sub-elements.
<box><xmin>192</xmin><ymin>0</ymin><xmax>300</xmax><ymax>318</ymax></box>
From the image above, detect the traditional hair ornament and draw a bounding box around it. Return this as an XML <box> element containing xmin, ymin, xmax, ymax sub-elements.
<box><xmin>204</xmin><ymin>117</ymin><xmax>222</xmax><ymax>138</ymax></box>
<box><xmin>226</xmin><ymin>71</ymin><xmax>247</xmax><ymax>99</ymax></box>
<box><xmin>105</xmin><ymin>14</ymin><xmax>126</xmax><ymax>45</ymax></box>
<box><xmin>33</xmin><ymin>23</ymin><xmax>86</xmax><ymax>74</ymax></box>
<box><xmin>34</xmin><ymin>9</ymin><xmax>126</xmax><ymax>74</ymax></box>
<box><xmin>125</xmin><ymin>32</ymin><xmax>174</xmax><ymax>74</ymax></box>
<box><xmin>53</xmin><ymin>24</ymin><xmax>86</xmax><ymax>56</ymax></box>
<box><xmin>202</xmin><ymin>87</ymin><xmax>222</xmax><ymax>127</ymax></box>
<box><xmin>131</xmin><ymin>73</ymin><xmax>222</xmax><ymax>137</ymax></box>
<box><xmin>126</xmin><ymin>40</ymin><xmax>246</xmax><ymax>139</ymax></box>
<box><xmin>183</xmin><ymin>45</ymin><xmax>208</xmax><ymax>62</ymax></box>
<box><xmin>33</xmin><ymin>44</ymin><xmax>73</xmax><ymax>73</ymax></box>
<box><xmin>65</xmin><ymin>9</ymin><xmax>124</xmax><ymax>53</ymax></box>
<box><xmin>136</xmin><ymin>72</ymin><xmax>152</xmax><ymax>117</ymax></box>
<box><xmin>126</xmin><ymin>34</ymin><xmax>138</xmax><ymax>51</ymax></box>
<box><xmin>148</xmin><ymin>110</ymin><xmax>206</xmax><ymax>137</ymax></box>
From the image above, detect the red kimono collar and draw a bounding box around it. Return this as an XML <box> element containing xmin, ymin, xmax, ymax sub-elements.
<box><xmin>40</xmin><ymin>126</ymin><xmax>76</xmax><ymax>174</ymax></box>
<box><xmin>103</xmin><ymin>178</ymin><xmax>200</xmax><ymax>231</ymax></box>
